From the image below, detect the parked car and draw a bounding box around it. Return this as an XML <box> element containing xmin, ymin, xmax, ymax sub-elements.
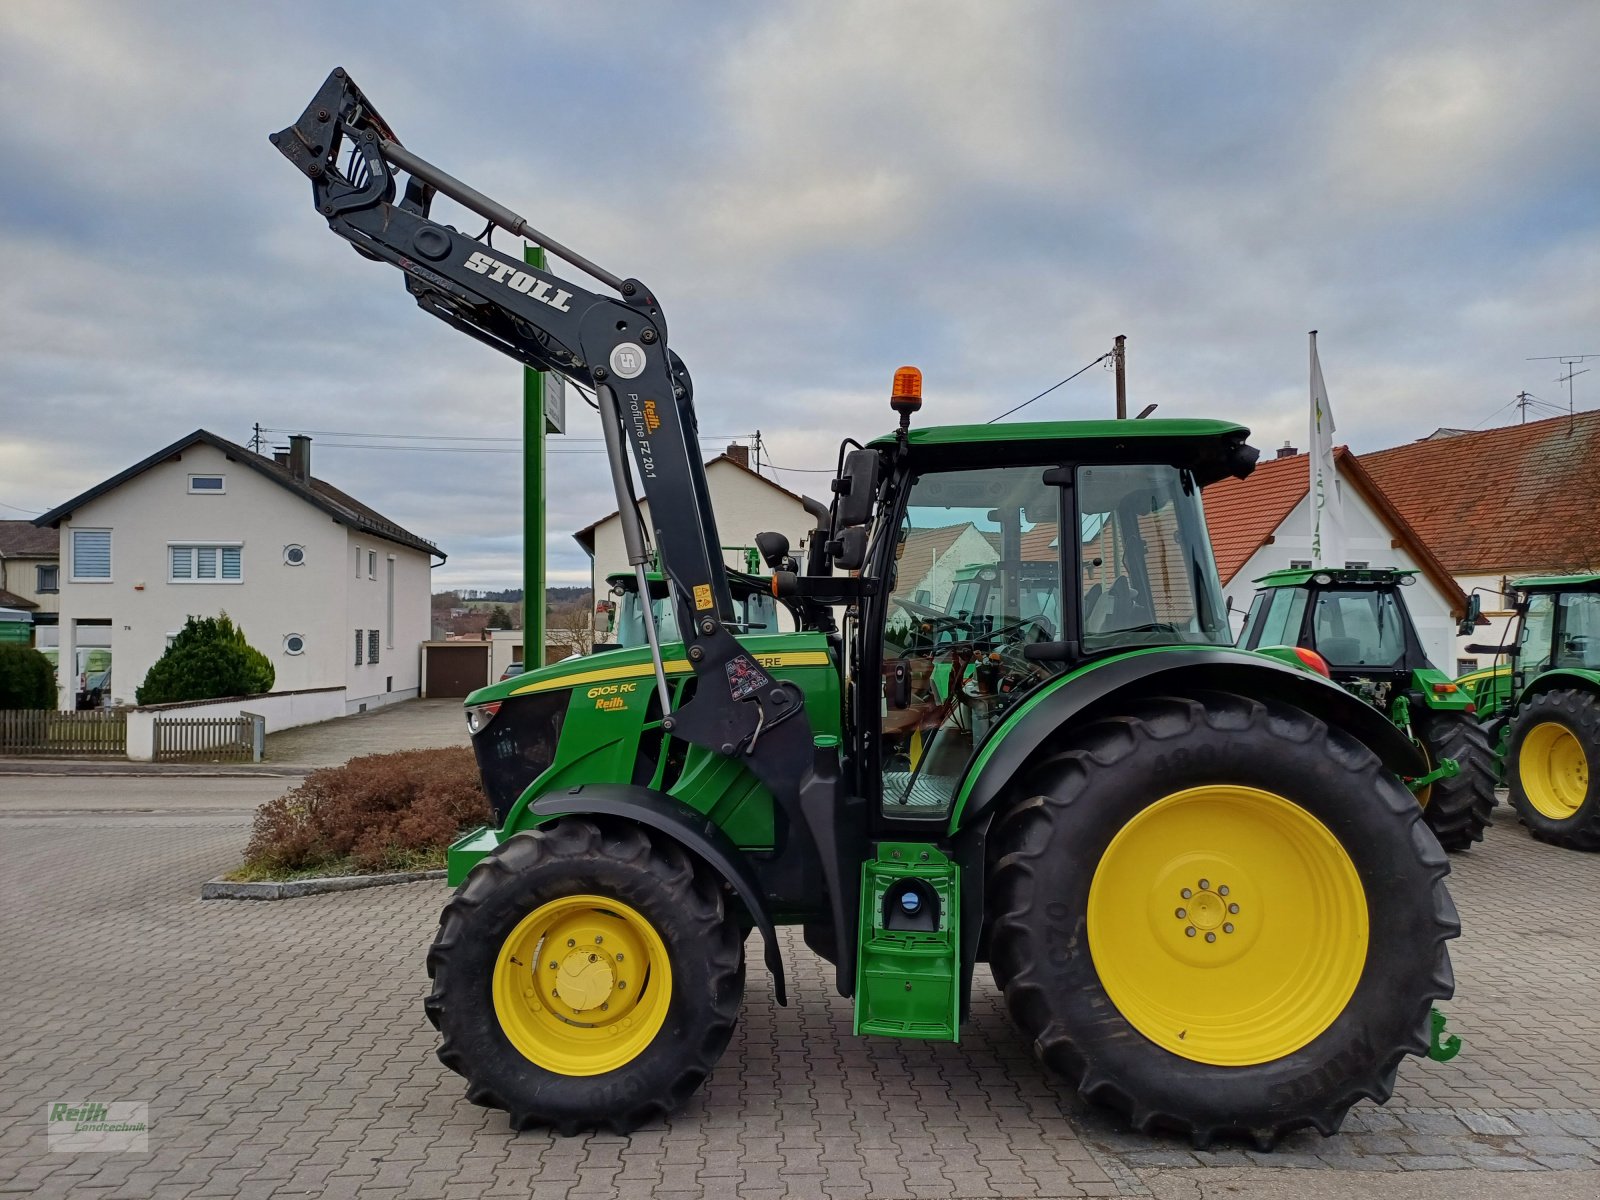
<box><xmin>499</xmin><ymin>662</ymin><xmax>527</xmax><ymax>682</ymax></box>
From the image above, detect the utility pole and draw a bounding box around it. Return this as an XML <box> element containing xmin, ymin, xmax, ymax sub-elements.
<box><xmin>249</xmin><ymin>422</ymin><xmax>265</xmax><ymax>453</ymax></box>
<box><xmin>523</xmin><ymin>244</ymin><xmax>557</xmax><ymax>666</ymax></box>
<box><xmin>1113</xmin><ymin>334</ymin><xmax>1127</xmax><ymax>419</ymax></box>
<box><xmin>1516</xmin><ymin>391</ymin><xmax>1533</xmax><ymax>423</ymax></box>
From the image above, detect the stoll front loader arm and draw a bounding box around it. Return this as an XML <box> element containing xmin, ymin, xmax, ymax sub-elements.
<box><xmin>272</xmin><ymin>68</ymin><xmax>860</xmax><ymax>997</ymax></box>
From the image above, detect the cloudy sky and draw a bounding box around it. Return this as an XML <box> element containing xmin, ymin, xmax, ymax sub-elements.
<box><xmin>3</xmin><ymin>1</ymin><xmax>1597</xmax><ymax>589</ymax></box>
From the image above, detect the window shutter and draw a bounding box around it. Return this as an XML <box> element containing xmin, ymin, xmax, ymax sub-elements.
<box><xmin>73</xmin><ymin>530</ymin><xmax>111</xmax><ymax>579</ymax></box>
<box><xmin>368</xmin><ymin>629</ymin><xmax>379</xmax><ymax>664</ymax></box>
<box><xmin>195</xmin><ymin>547</ymin><xmax>218</xmax><ymax>579</ymax></box>
<box><xmin>170</xmin><ymin>546</ymin><xmax>193</xmax><ymax>580</ymax></box>
<box><xmin>221</xmin><ymin>547</ymin><xmax>242</xmax><ymax>580</ymax></box>
<box><xmin>354</xmin><ymin>630</ymin><xmax>363</xmax><ymax>666</ymax></box>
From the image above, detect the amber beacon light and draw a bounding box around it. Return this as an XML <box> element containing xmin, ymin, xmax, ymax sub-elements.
<box><xmin>890</xmin><ymin>365</ymin><xmax>923</xmax><ymax>416</ymax></box>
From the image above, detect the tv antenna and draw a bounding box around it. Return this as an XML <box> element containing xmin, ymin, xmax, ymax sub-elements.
<box><xmin>1527</xmin><ymin>353</ymin><xmax>1599</xmax><ymax>430</ymax></box>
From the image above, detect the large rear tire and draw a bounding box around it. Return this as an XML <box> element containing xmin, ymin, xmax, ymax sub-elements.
<box><xmin>1508</xmin><ymin>688</ymin><xmax>1600</xmax><ymax>849</ymax></box>
<box><xmin>986</xmin><ymin>691</ymin><xmax>1457</xmax><ymax>1148</ymax></box>
<box><xmin>1414</xmin><ymin>709</ymin><xmax>1496</xmax><ymax>851</ymax></box>
<box><xmin>425</xmin><ymin>820</ymin><xmax>744</xmax><ymax>1134</ymax></box>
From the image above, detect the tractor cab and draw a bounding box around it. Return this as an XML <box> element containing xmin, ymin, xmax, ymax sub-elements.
<box><xmin>596</xmin><ymin>568</ymin><xmax>782</xmax><ymax>652</ymax></box>
<box><xmin>1239</xmin><ymin>567</ymin><xmax>1434</xmax><ymax>709</ymax></box>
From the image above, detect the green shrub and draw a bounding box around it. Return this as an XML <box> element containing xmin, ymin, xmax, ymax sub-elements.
<box><xmin>241</xmin><ymin>747</ymin><xmax>491</xmax><ymax>876</ymax></box>
<box><xmin>0</xmin><ymin>644</ymin><xmax>56</xmax><ymax>708</ymax></box>
<box><xmin>136</xmin><ymin>613</ymin><xmax>273</xmax><ymax>705</ymax></box>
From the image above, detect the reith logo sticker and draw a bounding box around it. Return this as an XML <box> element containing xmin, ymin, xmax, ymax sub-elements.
<box><xmin>463</xmin><ymin>251</ymin><xmax>573</xmax><ymax>313</ymax></box>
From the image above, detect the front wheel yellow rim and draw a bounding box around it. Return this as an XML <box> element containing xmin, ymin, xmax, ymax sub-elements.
<box><xmin>1087</xmin><ymin>785</ymin><xmax>1368</xmax><ymax>1067</ymax></box>
<box><xmin>1520</xmin><ymin>721</ymin><xmax>1589</xmax><ymax>820</ymax></box>
<box><xmin>492</xmin><ymin>894</ymin><xmax>671</xmax><ymax>1076</ymax></box>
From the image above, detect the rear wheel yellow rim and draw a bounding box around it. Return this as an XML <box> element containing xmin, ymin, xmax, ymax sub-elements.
<box><xmin>492</xmin><ymin>894</ymin><xmax>671</xmax><ymax>1076</ymax></box>
<box><xmin>1520</xmin><ymin>721</ymin><xmax>1589</xmax><ymax>820</ymax></box>
<box><xmin>1087</xmin><ymin>785</ymin><xmax>1368</xmax><ymax>1067</ymax></box>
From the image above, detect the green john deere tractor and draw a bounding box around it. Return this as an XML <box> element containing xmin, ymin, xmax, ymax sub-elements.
<box><xmin>1237</xmin><ymin>568</ymin><xmax>1496</xmax><ymax>850</ymax></box>
<box><xmin>1459</xmin><ymin>575</ymin><xmax>1600</xmax><ymax>848</ymax></box>
<box><xmin>277</xmin><ymin>69</ymin><xmax>1458</xmax><ymax>1148</ymax></box>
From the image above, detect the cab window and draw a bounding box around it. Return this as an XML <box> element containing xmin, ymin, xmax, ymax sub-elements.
<box><xmin>1311</xmin><ymin>589</ymin><xmax>1404</xmax><ymax>667</ymax></box>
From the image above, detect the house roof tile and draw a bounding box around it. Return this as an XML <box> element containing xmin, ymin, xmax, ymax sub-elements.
<box><xmin>1358</xmin><ymin>409</ymin><xmax>1600</xmax><ymax>574</ymax></box>
<box><xmin>0</xmin><ymin>587</ymin><xmax>39</xmax><ymax>611</ymax></box>
<box><xmin>0</xmin><ymin>520</ymin><xmax>58</xmax><ymax>557</ymax></box>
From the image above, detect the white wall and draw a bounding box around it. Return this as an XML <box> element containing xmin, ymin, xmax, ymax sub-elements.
<box><xmin>1222</xmin><ymin>483</ymin><xmax>1459</xmax><ymax>672</ymax></box>
<box><xmin>51</xmin><ymin>442</ymin><xmax>435</xmax><ymax>710</ymax></box>
<box><xmin>125</xmin><ymin>686</ymin><xmax>346</xmax><ymax>761</ymax></box>
<box><xmin>586</xmin><ymin>461</ymin><xmax>818</xmax><ymax>628</ymax></box>
<box><xmin>343</xmin><ymin>529</ymin><xmax>433</xmax><ymax>712</ymax></box>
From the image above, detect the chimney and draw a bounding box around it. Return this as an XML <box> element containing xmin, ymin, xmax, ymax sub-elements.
<box><xmin>288</xmin><ymin>434</ymin><xmax>311</xmax><ymax>482</ymax></box>
<box><xmin>272</xmin><ymin>446</ymin><xmax>291</xmax><ymax>467</ymax></box>
<box><xmin>724</xmin><ymin>442</ymin><xmax>750</xmax><ymax>469</ymax></box>
<box><xmin>1276</xmin><ymin>440</ymin><xmax>1298</xmax><ymax>459</ymax></box>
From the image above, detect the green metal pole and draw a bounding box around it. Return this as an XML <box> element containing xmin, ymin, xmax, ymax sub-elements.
<box><xmin>523</xmin><ymin>244</ymin><xmax>547</xmax><ymax>666</ymax></box>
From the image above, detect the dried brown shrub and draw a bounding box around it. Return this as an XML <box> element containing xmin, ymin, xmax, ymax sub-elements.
<box><xmin>244</xmin><ymin>747</ymin><xmax>491</xmax><ymax>875</ymax></box>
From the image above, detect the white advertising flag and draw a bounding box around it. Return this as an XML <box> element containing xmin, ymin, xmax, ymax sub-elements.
<box><xmin>1308</xmin><ymin>331</ymin><xmax>1345</xmax><ymax>568</ymax></box>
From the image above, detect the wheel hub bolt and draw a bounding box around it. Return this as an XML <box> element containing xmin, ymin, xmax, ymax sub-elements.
<box><xmin>1175</xmin><ymin>908</ymin><xmax>1187</xmax><ymax>919</ymax></box>
<box><xmin>1198</xmin><ymin>879</ymin><xmax>1210</xmax><ymax>890</ymax></box>
<box><xmin>1218</xmin><ymin>885</ymin><xmax>1230</xmax><ymax>896</ymax></box>
<box><xmin>1224</xmin><ymin>923</ymin><xmax>1235</xmax><ymax>934</ymax></box>
<box><xmin>1185</xmin><ymin>927</ymin><xmax>1197</xmax><ymax>937</ymax></box>
<box><xmin>567</xmin><ymin>939</ymin><xmax>576</xmax><ymax>947</ymax></box>
<box><xmin>616</xmin><ymin>953</ymin><xmax>624</xmax><ymax>962</ymax></box>
<box><xmin>595</xmin><ymin>936</ymin><xmax>604</xmax><ymax>945</ymax></box>
<box><xmin>1205</xmin><ymin>932</ymin><xmax>1216</xmax><ymax>943</ymax></box>
<box><xmin>618</xmin><ymin>981</ymin><xmax>627</xmax><ymax>990</ymax></box>
<box><xmin>1181</xmin><ymin>888</ymin><xmax>1193</xmax><ymax>899</ymax></box>
<box><xmin>589</xmin><ymin>954</ymin><xmax>598</xmax><ymax>963</ymax></box>
<box><xmin>1229</xmin><ymin>903</ymin><xmax>1240</xmax><ymax>914</ymax></box>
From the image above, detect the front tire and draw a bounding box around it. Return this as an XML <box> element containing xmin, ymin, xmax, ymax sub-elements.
<box><xmin>425</xmin><ymin>820</ymin><xmax>744</xmax><ymax>1134</ymax></box>
<box><xmin>1508</xmin><ymin>688</ymin><xmax>1600</xmax><ymax>849</ymax></box>
<box><xmin>986</xmin><ymin>691</ymin><xmax>1458</xmax><ymax>1148</ymax></box>
<box><xmin>1414</xmin><ymin>709</ymin><xmax>1496</xmax><ymax>851</ymax></box>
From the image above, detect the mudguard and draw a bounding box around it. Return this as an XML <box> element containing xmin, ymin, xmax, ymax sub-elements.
<box><xmin>950</xmin><ymin>646</ymin><xmax>1428</xmax><ymax>835</ymax></box>
<box><xmin>529</xmin><ymin>784</ymin><xmax>789</xmax><ymax>1006</ymax></box>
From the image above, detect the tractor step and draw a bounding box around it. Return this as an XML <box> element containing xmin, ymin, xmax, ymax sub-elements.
<box><xmin>447</xmin><ymin>824</ymin><xmax>500</xmax><ymax>886</ymax></box>
<box><xmin>853</xmin><ymin>841</ymin><xmax>960</xmax><ymax>1041</ymax></box>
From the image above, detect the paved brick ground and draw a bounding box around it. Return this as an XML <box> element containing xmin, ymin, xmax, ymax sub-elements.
<box><xmin>1</xmin><ymin>802</ymin><xmax>1597</xmax><ymax>1199</ymax></box>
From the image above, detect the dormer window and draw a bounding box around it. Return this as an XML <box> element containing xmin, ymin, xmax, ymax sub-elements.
<box><xmin>188</xmin><ymin>474</ymin><xmax>226</xmax><ymax>494</ymax></box>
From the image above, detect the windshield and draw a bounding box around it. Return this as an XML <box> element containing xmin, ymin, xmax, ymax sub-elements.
<box><xmin>1554</xmin><ymin>592</ymin><xmax>1600</xmax><ymax>670</ymax></box>
<box><xmin>613</xmin><ymin>586</ymin><xmax>775</xmax><ymax>649</ymax></box>
<box><xmin>1310</xmin><ymin>588</ymin><xmax>1404</xmax><ymax>667</ymax></box>
<box><xmin>1078</xmin><ymin>464</ymin><xmax>1230</xmax><ymax>652</ymax></box>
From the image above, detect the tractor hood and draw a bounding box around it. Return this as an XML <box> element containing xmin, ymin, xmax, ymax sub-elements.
<box><xmin>464</xmin><ymin>632</ymin><xmax>831</xmax><ymax>708</ymax></box>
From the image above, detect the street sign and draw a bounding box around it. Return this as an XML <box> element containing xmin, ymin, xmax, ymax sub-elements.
<box><xmin>543</xmin><ymin>370</ymin><xmax>564</xmax><ymax>435</ymax></box>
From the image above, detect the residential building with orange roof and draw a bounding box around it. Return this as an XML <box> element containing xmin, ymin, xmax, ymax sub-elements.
<box><xmin>1358</xmin><ymin>408</ymin><xmax>1600</xmax><ymax>668</ymax></box>
<box><xmin>1202</xmin><ymin>444</ymin><xmax>1468</xmax><ymax>672</ymax></box>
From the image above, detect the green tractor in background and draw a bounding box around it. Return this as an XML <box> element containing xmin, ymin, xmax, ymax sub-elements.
<box><xmin>1458</xmin><ymin>575</ymin><xmax>1600</xmax><ymax>849</ymax></box>
<box><xmin>1238</xmin><ymin>568</ymin><xmax>1495</xmax><ymax>851</ymax></box>
<box><xmin>595</xmin><ymin>565</ymin><xmax>786</xmax><ymax>653</ymax></box>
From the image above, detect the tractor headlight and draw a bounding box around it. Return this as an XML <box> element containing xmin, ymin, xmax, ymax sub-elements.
<box><xmin>465</xmin><ymin>701</ymin><xmax>502</xmax><ymax>735</ymax></box>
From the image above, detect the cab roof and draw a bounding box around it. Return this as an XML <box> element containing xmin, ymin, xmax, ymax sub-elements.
<box><xmin>1511</xmin><ymin>574</ymin><xmax>1600</xmax><ymax>591</ymax></box>
<box><xmin>870</xmin><ymin>418</ymin><xmax>1256</xmax><ymax>486</ymax></box>
<box><xmin>1253</xmin><ymin>566</ymin><xmax>1418</xmax><ymax>589</ymax></box>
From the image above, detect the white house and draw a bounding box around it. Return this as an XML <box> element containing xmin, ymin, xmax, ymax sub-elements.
<box><xmin>33</xmin><ymin>431</ymin><xmax>444</xmax><ymax>712</ymax></box>
<box><xmin>573</xmin><ymin>445</ymin><xmax>828</xmax><ymax>619</ymax></box>
<box><xmin>1202</xmin><ymin>446</ymin><xmax>1469</xmax><ymax>672</ymax></box>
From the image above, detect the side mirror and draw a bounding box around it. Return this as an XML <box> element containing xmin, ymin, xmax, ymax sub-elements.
<box><xmin>830</xmin><ymin>526</ymin><xmax>869</xmax><ymax>571</ymax></box>
<box><xmin>754</xmin><ymin>531</ymin><xmax>790</xmax><ymax>570</ymax></box>
<box><xmin>1456</xmin><ymin>593</ymin><xmax>1482</xmax><ymax>637</ymax></box>
<box><xmin>832</xmin><ymin>449</ymin><xmax>880</xmax><ymax>530</ymax></box>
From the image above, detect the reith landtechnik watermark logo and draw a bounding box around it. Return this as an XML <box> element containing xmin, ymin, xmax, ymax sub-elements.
<box><xmin>47</xmin><ymin>1101</ymin><xmax>148</xmax><ymax>1152</ymax></box>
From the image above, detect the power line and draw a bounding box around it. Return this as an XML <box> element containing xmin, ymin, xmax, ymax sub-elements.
<box><xmin>0</xmin><ymin>498</ymin><xmax>43</xmax><ymax>515</ymax></box>
<box><xmin>985</xmin><ymin>352</ymin><xmax>1115</xmax><ymax>424</ymax></box>
<box><xmin>258</xmin><ymin>425</ymin><xmax>749</xmax><ymax>445</ymax></box>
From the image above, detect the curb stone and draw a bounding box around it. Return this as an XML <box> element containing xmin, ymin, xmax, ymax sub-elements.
<box><xmin>201</xmin><ymin>869</ymin><xmax>446</xmax><ymax>900</ymax></box>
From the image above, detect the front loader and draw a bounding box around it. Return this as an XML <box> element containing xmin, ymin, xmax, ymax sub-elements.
<box><xmin>1237</xmin><ymin>568</ymin><xmax>1496</xmax><ymax>850</ymax></box>
<box><xmin>1460</xmin><ymin>575</ymin><xmax>1600</xmax><ymax>849</ymax></box>
<box><xmin>275</xmin><ymin>70</ymin><xmax>1458</xmax><ymax>1147</ymax></box>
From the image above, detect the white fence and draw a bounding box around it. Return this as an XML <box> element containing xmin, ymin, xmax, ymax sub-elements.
<box><xmin>126</xmin><ymin>687</ymin><xmax>346</xmax><ymax>761</ymax></box>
